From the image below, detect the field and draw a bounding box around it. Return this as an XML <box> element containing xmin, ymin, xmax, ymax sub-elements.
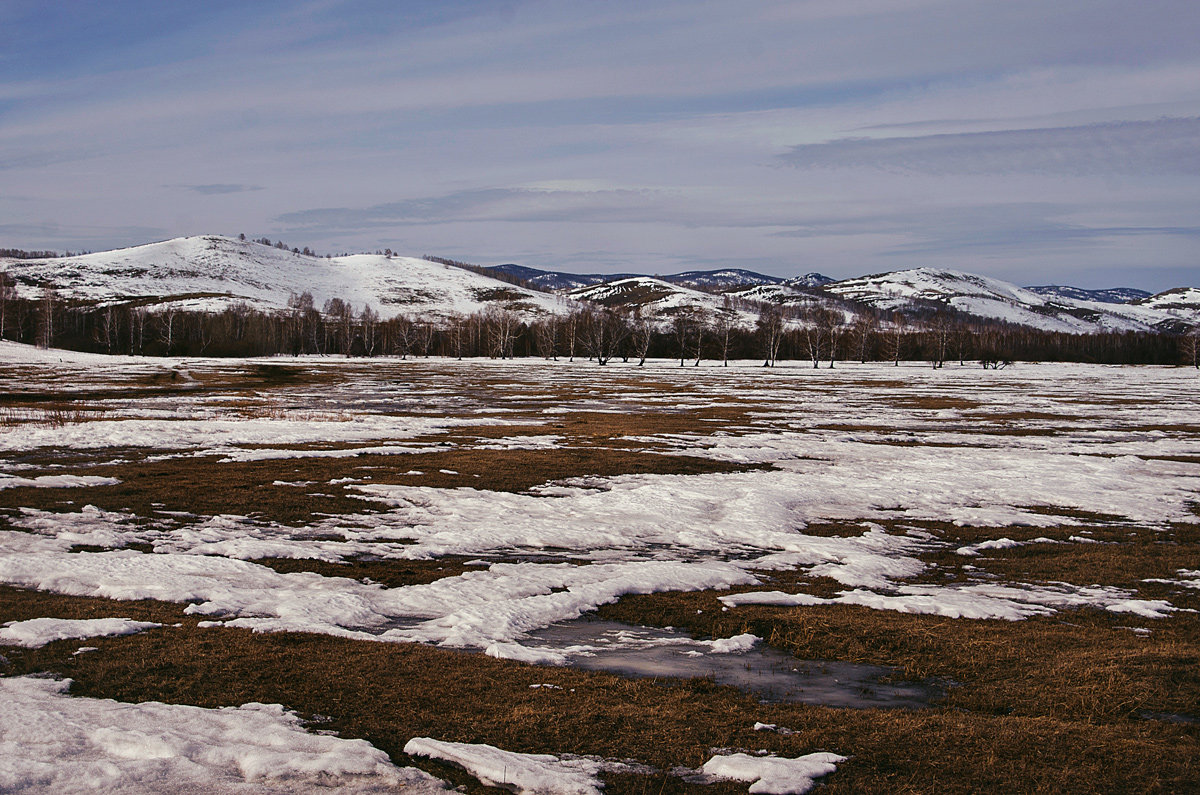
<box><xmin>1</xmin><ymin>343</ymin><xmax>1198</xmax><ymax>793</ymax></box>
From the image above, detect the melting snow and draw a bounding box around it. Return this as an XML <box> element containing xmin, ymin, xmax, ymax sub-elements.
<box><xmin>0</xmin><ymin>618</ymin><xmax>161</xmax><ymax>648</ymax></box>
<box><xmin>403</xmin><ymin>737</ymin><xmax>604</xmax><ymax>795</ymax></box>
<box><xmin>701</xmin><ymin>751</ymin><xmax>845</xmax><ymax>794</ymax></box>
<box><xmin>0</xmin><ymin>676</ymin><xmax>448</xmax><ymax>793</ymax></box>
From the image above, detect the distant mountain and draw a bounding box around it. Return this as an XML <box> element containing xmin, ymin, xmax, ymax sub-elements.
<box><xmin>1026</xmin><ymin>285</ymin><xmax>1151</xmax><ymax>304</ymax></box>
<box><xmin>662</xmin><ymin>269</ymin><xmax>784</xmax><ymax>289</ymax></box>
<box><xmin>0</xmin><ymin>236</ymin><xmax>573</xmax><ymax>321</ymax></box>
<box><xmin>825</xmin><ymin>268</ymin><xmax>1187</xmax><ymax>333</ymax></box>
<box><xmin>485</xmin><ymin>264</ymin><xmax>639</xmax><ymax>291</ymax></box>
<box><xmin>486</xmin><ymin>264</ymin><xmax>790</xmax><ymax>291</ymax></box>
<box><xmin>786</xmin><ymin>273</ymin><xmax>835</xmax><ymax>288</ymax></box>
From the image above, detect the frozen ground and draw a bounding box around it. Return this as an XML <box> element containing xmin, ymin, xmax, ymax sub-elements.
<box><xmin>1</xmin><ymin>343</ymin><xmax>1198</xmax><ymax>791</ymax></box>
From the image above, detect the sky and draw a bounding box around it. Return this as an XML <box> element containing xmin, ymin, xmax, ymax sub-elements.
<box><xmin>1</xmin><ymin>0</ymin><xmax>1198</xmax><ymax>290</ymax></box>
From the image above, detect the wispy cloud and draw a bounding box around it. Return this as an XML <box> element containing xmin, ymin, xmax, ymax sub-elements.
<box><xmin>175</xmin><ymin>184</ymin><xmax>264</xmax><ymax>195</ymax></box>
<box><xmin>1</xmin><ymin>0</ymin><xmax>1198</xmax><ymax>289</ymax></box>
<box><xmin>782</xmin><ymin>117</ymin><xmax>1200</xmax><ymax>176</ymax></box>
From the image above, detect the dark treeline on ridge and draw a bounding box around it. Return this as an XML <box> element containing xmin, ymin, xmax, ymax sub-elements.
<box><xmin>0</xmin><ymin>281</ymin><xmax>1195</xmax><ymax>368</ymax></box>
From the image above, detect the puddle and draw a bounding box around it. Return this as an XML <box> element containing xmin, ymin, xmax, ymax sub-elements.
<box><xmin>525</xmin><ymin>619</ymin><xmax>941</xmax><ymax>709</ymax></box>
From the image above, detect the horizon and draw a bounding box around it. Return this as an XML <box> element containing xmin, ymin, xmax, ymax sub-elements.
<box><xmin>3</xmin><ymin>1</ymin><xmax>1200</xmax><ymax>291</ymax></box>
<box><xmin>0</xmin><ymin>232</ymin><xmax>1176</xmax><ymax>293</ymax></box>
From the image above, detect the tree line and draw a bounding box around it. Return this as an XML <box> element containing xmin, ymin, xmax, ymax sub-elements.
<box><xmin>0</xmin><ymin>277</ymin><xmax>1194</xmax><ymax>367</ymax></box>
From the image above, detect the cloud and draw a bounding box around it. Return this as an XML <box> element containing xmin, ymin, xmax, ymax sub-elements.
<box><xmin>175</xmin><ymin>183</ymin><xmax>264</xmax><ymax>195</ymax></box>
<box><xmin>782</xmin><ymin>117</ymin><xmax>1200</xmax><ymax>175</ymax></box>
<box><xmin>276</xmin><ymin>187</ymin><xmax>769</xmax><ymax>231</ymax></box>
<box><xmin>172</xmin><ymin>184</ymin><xmax>264</xmax><ymax>195</ymax></box>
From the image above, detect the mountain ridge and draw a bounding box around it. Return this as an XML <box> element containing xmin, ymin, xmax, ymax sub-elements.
<box><xmin>2</xmin><ymin>235</ymin><xmax>1196</xmax><ymax>333</ymax></box>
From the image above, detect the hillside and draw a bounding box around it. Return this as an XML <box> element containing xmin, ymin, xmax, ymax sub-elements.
<box><xmin>567</xmin><ymin>277</ymin><xmax>759</xmax><ymax>328</ymax></box>
<box><xmin>0</xmin><ymin>236</ymin><xmax>573</xmax><ymax>321</ymax></box>
<box><xmin>824</xmin><ymin>268</ymin><xmax>1191</xmax><ymax>333</ymax></box>
<box><xmin>1136</xmin><ymin>287</ymin><xmax>1200</xmax><ymax>313</ymax></box>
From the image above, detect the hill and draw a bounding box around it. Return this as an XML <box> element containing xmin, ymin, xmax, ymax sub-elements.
<box><xmin>0</xmin><ymin>236</ymin><xmax>573</xmax><ymax>322</ymax></box>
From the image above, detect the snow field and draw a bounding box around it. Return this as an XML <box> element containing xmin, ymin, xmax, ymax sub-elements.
<box><xmin>0</xmin><ymin>357</ymin><xmax>1196</xmax><ymax>660</ymax></box>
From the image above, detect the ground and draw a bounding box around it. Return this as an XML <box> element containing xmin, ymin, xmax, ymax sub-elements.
<box><xmin>0</xmin><ymin>346</ymin><xmax>1197</xmax><ymax>793</ymax></box>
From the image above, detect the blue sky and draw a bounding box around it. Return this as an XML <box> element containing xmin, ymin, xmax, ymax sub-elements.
<box><xmin>2</xmin><ymin>0</ymin><xmax>1198</xmax><ymax>289</ymax></box>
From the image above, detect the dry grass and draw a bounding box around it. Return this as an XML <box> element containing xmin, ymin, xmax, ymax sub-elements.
<box><xmin>2</xmin><ymin>586</ymin><xmax>1196</xmax><ymax>794</ymax></box>
<box><xmin>0</xmin><ymin>445</ymin><xmax>757</xmax><ymax>526</ymax></box>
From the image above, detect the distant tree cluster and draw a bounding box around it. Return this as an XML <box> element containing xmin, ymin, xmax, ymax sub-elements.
<box><xmin>0</xmin><ymin>248</ymin><xmax>90</xmax><ymax>259</ymax></box>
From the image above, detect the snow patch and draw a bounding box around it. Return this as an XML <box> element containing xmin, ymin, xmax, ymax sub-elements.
<box><xmin>0</xmin><ymin>676</ymin><xmax>448</xmax><ymax>793</ymax></box>
<box><xmin>701</xmin><ymin>751</ymin><xmax>845</xmax><ymax>794</ymax></box>
<box><xmin>403</xmin><ymin>737</ymin><xmax>604</xmax><ymax>794</ymax></box>
<box><xmin>0</xmin><ymin>618</ymin><xmax>160</xmax><ymax>648</ymax></box>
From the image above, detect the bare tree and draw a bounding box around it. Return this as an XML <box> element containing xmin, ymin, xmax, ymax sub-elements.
<box><xmin>582</xmin><ymin>308</ymin><xmax>628</xmax><ymax>365</ymax></box>
<box><xmin>823</xmin><ymin>309</ymin><xmax>843</xmax><ymax>368</ymax></box>
<box><xmin>881</xmin><ymin>313</ymin><xmax>906</xmax><ymax>366</ymax></box>
<box><xmin>534</xmin><ymin>317</ymin><xmax>560</xmax><ymax>360</ymax></box>
<box><xmin>128</xmin><ymin>307</ymin><xmax>148</xmax><ymax>355</ymax></box>
<box><xmin>0</xmin><ymin>271</ymin><xmax>14</xmax><ymax>340</ymax></box>
<box><xmin>392</xmin><ymin>315</ymin><xmax>415</xmax><ymax>358</ymax></box>
<box><xmin>1180</xmin><ymin>328</ymin><xmax>1200</xmax><ymax>369</ymax></box>
<box><xmin>157</xmin><ymin>306</ymin><xmax>178</xmax><ymax>355</ymax></box>
<box><xmin>714</xmin><ymin>306</ymin><xmax>738</xmax><ymax>367</ymax></box>
<box><xmin>672</xmin><ymin>312</ymin><xmax>692</xmax><ymax>367</ymax></box>
<box><xmin>952</xmin><ymin>322</ymin><xmax>973</xmax><ymax>366</ymax></box>
<box><xmin>564</xmin><ymin>310</ymin><xmax>581</xmax><ymax>362</ymax></box>
<box><xmin>484</xmin><ymin>308</ymin><xmax>521</xmax><ymax>358</ymax></box>
<box><xmin>35</xmin><ymin>285</ymin><xmax>58</xmax><ymax>349</ymax></box>
<box><xmin>849</xmin><ymin>315</ymin><xmax>877</xmax><ymax>363</ymax></box>
<box><xmin>691</xmin><ymin>308</ymin><xmax>710</xmax><ymax>366</ymax></box>
<box><xmin>359</xmin><ymin>304</ymin><xmax>379</xmax><ymax>356</ymax></box>
<box><xmin>95</xmin><ymin>307</ymin><xmax>117</xmax><ymax>354</ymax></box>
<box><xmin>287</xmin><ymin>292</ymin><xmax>316</xmax><ymax>355</ymax></box>
<box><xmin>445</xmin><ymin>314</ymin><xmax>465</xmax><ymax>360</ymax></box>
<box><xmin>757</xmin><ymin>306</ymin><xmax>784</xmax><ymax>367</ymax></box>
<box><xmin>630</xmin><ymin>309</ymin><xmax>654</xmax><ymax>366</ymax></box>
<box><xmin>803</xmin><ymin>307</ymin><xmax>834</xmax><ymax>369</ymax></box>
<box><xmin>414</xmin><ymin>321</ymin><xmax>434</xmax><ymax>357</ymax></box>
<box><xmin>928</xmin><ymin>313</ymin><xmax>953</xmax><ymax>369</ymax></box>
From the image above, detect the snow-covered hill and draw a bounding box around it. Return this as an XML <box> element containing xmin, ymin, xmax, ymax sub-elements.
<box><xmin>2</xmin><ymin>235</ymin><xmax>1194</xmax><ymax>333</ymax></box>
<box><xmin>1136</xmin><ymin>287</ymin><xmax>1200</xmax><ymax>313</ymax></box>
<box><xmin>568</xmin><ymin>277</ymin><xmax>758</xmax><ymax>328</ymax></box>
<box><xmin>0</xmin><ymin>236</ymin><xmax>574</xmax><ymax>321</ymax></box>
<box><xmin>825</xmin><ymin>268</ymin><xmax>1190</xmax><ymax>333</ymax></box>
<box><xmin>665</xmin><ymin>269</ymin><xmax>783</xmax><ymax>290</ymax></box>
<box><xmin>785</xmin><ymin>273</ymin><xmax>835</xmax><ymax>289</ymax></box>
